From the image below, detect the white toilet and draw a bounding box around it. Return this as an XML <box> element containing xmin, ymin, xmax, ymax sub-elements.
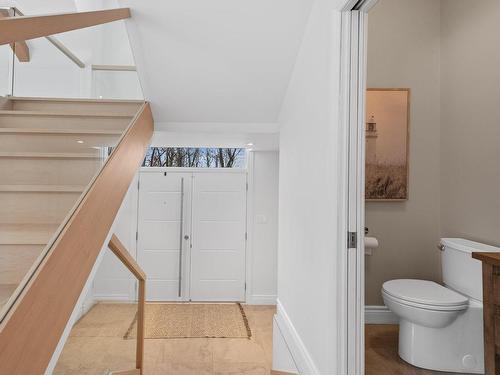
<box><xmin>382</xmin><ymin>238</ymin><xmax>500</xmax><ymax>374</ymax></box>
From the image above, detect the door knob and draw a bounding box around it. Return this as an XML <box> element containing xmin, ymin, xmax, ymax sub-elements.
<box><xmin>184</xmin><ymin>235</ymin><xmax>190</xmax><ymax>240</ymax></box>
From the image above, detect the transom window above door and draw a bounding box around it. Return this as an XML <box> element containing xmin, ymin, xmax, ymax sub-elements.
<box><xmin>142</xmin><ymin>147</ymin><xmax>246</xmax><ymax>168</ymax></box>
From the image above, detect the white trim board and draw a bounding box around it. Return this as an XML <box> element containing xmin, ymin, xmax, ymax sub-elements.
<box><xmin>364</xmin><ymin>305</ymin><xmax>398</xmax><ymax>325</ymax></box>
<box><xmin>246</xmin><ymin>294</ymin><xmax>277</xmax><ymax>305</ymax></box>
<box><xmin>275</xmin><ymin>299</ymin><xmax>320</xmax><ymax>375</ymax></box>
<box><xmin>273</xmin><ymin>317</ymin><xmax>299</xmax><ymax>373</ymax></box>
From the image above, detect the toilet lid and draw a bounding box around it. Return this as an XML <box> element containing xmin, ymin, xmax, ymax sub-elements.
<box><xmin>382</xmin><ymin>279</ymin><xmax>468</xmax><ymax>308</ymax></box>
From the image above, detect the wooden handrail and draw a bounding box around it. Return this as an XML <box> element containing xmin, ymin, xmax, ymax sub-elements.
<box><xmin>0</xmin><ymin>102</ymin><xmax>153</xmax><ymax>375</ymax></box>
<box><xmin>108</xmin><ymin>235</ymin><xmax>145</xmax><ymax>374</ymax></box>
<box><xmin>0</xmin><ymin>9</ymin><xmax>30</xmax><ymax>62</ymax></box>
<box><xmin>0</xmin><ymin>8</ymin><xmax>131</xmax><ymax>45</ymax></box>
<box><xmin>9</xmin><ymin>6</ymin><xmax>85</xmax><ymax>67</ymax></box>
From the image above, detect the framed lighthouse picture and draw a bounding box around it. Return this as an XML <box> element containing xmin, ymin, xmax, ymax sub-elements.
<box><xmin>365</xmin><ymin>88</ymin><xmax>410</xmax><ymax>201</ymax></box>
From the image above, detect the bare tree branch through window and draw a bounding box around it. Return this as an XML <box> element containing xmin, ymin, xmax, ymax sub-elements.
<box><xmin>142</xmin><ymin>147</ymin><xmax>245</xmax><ymax>168</ymax></box>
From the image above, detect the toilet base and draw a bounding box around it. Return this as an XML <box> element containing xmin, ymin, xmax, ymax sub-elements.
<box><xmin>398</xmin><ymin>301</ymin><xmax>484</xmax><ymax>373</ymax></box>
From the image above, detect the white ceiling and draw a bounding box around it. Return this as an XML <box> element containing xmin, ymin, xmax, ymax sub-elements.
<box><xmin>118</xmin><ymin>0</ymin><xmax>314</xmax><ymax>124</ymax></box>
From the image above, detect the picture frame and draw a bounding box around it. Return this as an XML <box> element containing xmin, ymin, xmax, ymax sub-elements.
<box><xmin>365</xmin><ymin>88</ymin><xmax>410</xmax><ymax>201</ymax></box>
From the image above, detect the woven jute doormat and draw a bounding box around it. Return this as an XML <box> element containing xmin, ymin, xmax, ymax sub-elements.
<box><xmin>124</xmin><ymin>302</ymin><xmax>252</xmax><ymax>339</ymax></box>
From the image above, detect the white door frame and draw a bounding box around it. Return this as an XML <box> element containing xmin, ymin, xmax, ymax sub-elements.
<box><xmin>338</xmin><ymin>1</ymin><xmax>378</xmax><ymax>375</ymax></box>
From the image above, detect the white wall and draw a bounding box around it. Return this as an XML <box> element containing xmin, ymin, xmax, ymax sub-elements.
<box><xmin>247</xmin><ymin>151</ymin><xmax>279</xmax><ymax>304</ymax></box>
<box><xmin>91</xmin><ymin>174</ymin><xmax>139</xmax><ymax>301</ymax></box>
<box><xmin>274</xmin><ymin>0</ymin><xmax>345</xmax><ymax>373</ymax></box>
<box><xmin>365</xmin><ymin>0</ymin><xmax>442</xmax><ymax>306</ymax></box>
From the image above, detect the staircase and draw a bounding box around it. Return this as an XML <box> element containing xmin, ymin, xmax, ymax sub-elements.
<box><xmin>0</xmin><ymin>96</ymin><xmax>153</xmax><ymax>375</ymax></box>
<box><xmin>0</xmin><ymin>98</ymin><xmax>143</xmax><ymax>310</ymax></box>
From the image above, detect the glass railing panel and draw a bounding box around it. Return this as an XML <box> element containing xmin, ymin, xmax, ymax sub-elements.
<box><xmin>53</xmin><ymin>247</ymin><xmax>139</xmax><ymax>375</ymax></box>
<box><xmin>0</xmin><ymin>99</ymin><xmax>142</xmax><ymax>321</ymax></box>
<box><xmin>11</xmin><ymin>35</ymin><xmax>84</xmax><ymax>98</ymax></box>
<box><xmin>0</xmin><ymin>43</ymin><xmax>12</xmax><ymax>97</ymax></box>
<box><xmin>0</xmin><ymin>4</ymin><xmax>146</xmax><ymax>321</ymax></box>
<box><xmin>10</xmin><ymin>13</ymin><xmax>142</xmax><ymax>100</ymax></box>
<box><xmin>92</xmin><ymin>69</ymin><xmax>143</xmax><ymax>100</ymax></box>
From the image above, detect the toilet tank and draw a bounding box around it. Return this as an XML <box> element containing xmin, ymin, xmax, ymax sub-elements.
<box><xmin>441</xmin><ymin>238</ymin><xmax>500</xmax><ymax>301</ymax></box>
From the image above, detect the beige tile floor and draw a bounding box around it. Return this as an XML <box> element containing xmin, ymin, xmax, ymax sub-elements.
<box><xmin>54</xmin><ymin>304</ymin><xmax>276</xmax><ymax>375</ymax></box>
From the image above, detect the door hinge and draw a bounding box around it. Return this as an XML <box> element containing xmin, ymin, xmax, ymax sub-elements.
<box><xmin>244</xmin><ymin>282</ymin><xmax>247</xmax><ymax>291</ymax></box>
<box><xmin>136</xmin><ymin>231</ymin><xmax>139</xmax><ymax>241</ymax></box>
<box><xmin>245</xmin><ymin>232</ymin><xmax>248</xmax><ymax>241</ymax></box>
<box><xmin>137</xmin><ymin>179</ymin><xmax>140</xmax><ymax>190</ymax></box>
<box><xmin>347</xmin><ymin>231</ymin><xmax>357</xmax><ymax>249</ymax></box>
<box><xmin>246</xmin><ymin>182</ymin><xmax>249</xmax><ymax>191</ymax></box>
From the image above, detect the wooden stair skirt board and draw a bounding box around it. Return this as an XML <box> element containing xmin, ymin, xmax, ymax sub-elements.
<box><xmin>271</xmin><ymin>371</ymin><xmax>297</xmax><ymax>375</ymax></box>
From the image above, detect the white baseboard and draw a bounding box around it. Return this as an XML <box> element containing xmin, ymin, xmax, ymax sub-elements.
<box><xmin>93</xmin><ymin>294</ymin><xmax>135</xmax><ymax>302</ymax></box>
<box><xmin>273</xmin><ymin>317</ymin><xmax>299</xmax><ymax>373</ymax></box>
<box><xmin>275</xmin><ymin>299</ymin><xmax>320</xmax><ymax>375</ymax></box>
<box><xmin>246</xmin><ymin>294</ymin><xmax>277</xmax><ymax>305</ymax></box>
<box><xmin>365</xmin><ymin>305</ymin><xmax>398</xmax><ymax>324</ymax></box>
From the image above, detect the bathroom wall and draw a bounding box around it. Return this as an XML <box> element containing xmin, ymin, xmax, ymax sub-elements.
<box><xmin>365</xmin><ymin>0</ymin><xmax>442</xmax><ymax>305</ymax></box>
<box><xmin>440</xmin><ymin>0</ymin><xmax>500</xmax><ymax>247</ymax></box>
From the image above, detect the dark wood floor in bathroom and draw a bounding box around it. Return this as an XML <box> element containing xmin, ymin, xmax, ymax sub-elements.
<box><xmin>365</xmin><ymin>325</ymin><xmax>464</xmax><ymax>375</ymax></box>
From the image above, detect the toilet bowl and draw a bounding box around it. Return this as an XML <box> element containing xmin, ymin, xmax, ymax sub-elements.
<box><xmin>382</xmin><ymin>279</ymin><xmax>468</xmax><ymax>328</ymax></box>
<box><xmin>382</xmin><ymin>238</ymin><xmax>500</xmax><ymax>374</ymax></box>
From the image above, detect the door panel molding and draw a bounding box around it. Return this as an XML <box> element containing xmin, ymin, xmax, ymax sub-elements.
<box><xmin>137</xmin><ymin>169</ymin><xmax>247</xmax><ymax>302</ymax></box>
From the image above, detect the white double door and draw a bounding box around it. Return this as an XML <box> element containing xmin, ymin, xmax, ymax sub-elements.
<box><xmin>137</xmin><ymin>170</ymin><xmax>247</xmax><ymax>302</ymax></box>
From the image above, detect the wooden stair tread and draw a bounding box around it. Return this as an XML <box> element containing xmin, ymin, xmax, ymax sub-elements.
<box><xmin>10</xmin><ymin>96</ymin><xmax>144</xmax><ymax>104</ymax></box>
<box><xmin>271</xmin><ymin>371</ymin><xmax>297</xmax><ymax>375</ymax></box>
<box><xmin>0</xmin><ymin>110</ymin><xmax>133</xmax><ymax>118</ymax></box>
<box><xmin>0</xmin><ymin>151</ymin><xmax>100</xmax><ymax>159</ymax></box>
<box><xmin>0</xmin><ymin>128</ymin><xmax>122</xmax><ymax>135</ymax></box>
<box><xmin>0</xmin><ymin>184</ymin><xmax>86</xmax><ymax>192</ymax></box>
<box><xmin>10</xmin><ymin>97</ymin><xmax>145</xmax><ymax>116</ymax></box>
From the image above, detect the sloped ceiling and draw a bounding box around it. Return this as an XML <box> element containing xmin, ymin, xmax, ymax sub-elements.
<box><xmin>118</xmin><ymin>0</ymin><xmax>314</xmax><ymax>124</ymax></box>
